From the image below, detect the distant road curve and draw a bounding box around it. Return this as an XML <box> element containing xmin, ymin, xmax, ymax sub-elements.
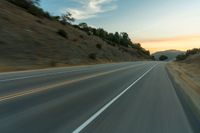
<box><xmin>0</xmin><ymin>61</ymin><xmax>196</xmax><ymax>133</ymax></box>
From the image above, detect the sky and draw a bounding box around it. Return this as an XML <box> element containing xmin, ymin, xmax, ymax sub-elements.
<box><xmin>41</xmin><ymin>0</ymin><xmax>200</xmax><ymax>53</ymax></box>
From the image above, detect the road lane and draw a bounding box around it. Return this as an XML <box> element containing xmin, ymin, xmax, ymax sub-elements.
<box><xmin>72</xmin><ymin>64</ymin><xmax>157</xmax><ymax>133</ymax></box>
<box><xmin>0</xmin><ymin>62</ymin><xmax>144</xmax><ymax>81</ymax></box>
<box><xmin>0</xmin><ymin>63</ymin><xmax>148</xmax><ymax>102</ymax></box>
<box><xmin>0</xmin><ymin>62</ymin><xmax>146</xmax><ymax>97</ymax></box>
<box><xmin>0</xmin><ymin>62</ymin><xmax>195</xmax><ymax>133</ymax></box>
<box><xmin>81</xmin><ymin>63</ymin><xmax>193</xmax><ymax>133</ymax></box>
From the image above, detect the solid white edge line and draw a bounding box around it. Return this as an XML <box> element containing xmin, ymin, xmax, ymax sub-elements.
<box><xmin>72</xmin><ymin>63</ymin><xmax>158</xmax><ymax>133</ymax></box>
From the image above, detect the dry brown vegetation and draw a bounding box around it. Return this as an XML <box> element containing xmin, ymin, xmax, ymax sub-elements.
<box><xmin>0</xmin><ymin>0</ymin><xmax>151</xmax><ymax>72</ymax></box>
<box><xmin>167</xmin><ymin>54</ymin><xmax>200</xmax><ymax>117</ymax></box>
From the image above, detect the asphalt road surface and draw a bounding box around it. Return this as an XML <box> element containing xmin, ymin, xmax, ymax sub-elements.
<box><xmin>0</xmin><ymin>61</ymin><xmax>196</xmax><ymax>133</ymax></box>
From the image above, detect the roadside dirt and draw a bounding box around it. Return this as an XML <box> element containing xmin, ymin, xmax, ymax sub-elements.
<box><xmin>167</xmin><ymin>62</ymin><xmax>200</xmax><ymax>118</ymax></box>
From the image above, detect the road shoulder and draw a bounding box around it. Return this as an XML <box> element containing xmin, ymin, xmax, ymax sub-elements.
<box><xmin>166</xmin><ymin>62</ymin><xmax>200</xmax><ymax>133</ymax></box>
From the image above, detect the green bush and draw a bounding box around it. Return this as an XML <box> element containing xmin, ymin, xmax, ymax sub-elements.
<box><xmin>96</xmin><ymin>44</ymin><xmax>102</xmax><ymax>49</ymax></box>
<box><xmin>176</xmin><ymin>48</ymin><xmax>200</xmax><ymax>61</ymax></box>
<box><xmin>79</xmin><ymin>35</ymin><xmax>84</xmax><ymax>39</ymax></box>
<box><xmin>49</xmin><ymin>60</ymin><xmax>56</xmax><ymax>67</ymax></box>
<box><xmin>27</xmin><ymin>5</ymin><xmax>44</xmax><ymax>17</ymax></box>
<box><xmin>89</xmin><ymin>53</ymin><xmax>97</xmax><ymax>60</ymax></box>
<box><xmin>176</xmin><ymin>54</ymin><xmax>187</xmax><ymax>61</ymax></box>
<box><xmin>36</xmin><ymin>19</ymin><xmax>43</xmax><ymax>24</ymax></box>
<box><xmin>72</xmin><ymin>38</ymin><xmax>78</xmax><ymax>42</ymax></box>
<box><xmin>159</xmin><ymin>55</ymin><xmax>168</xmax><ymax>61</ymax></box>
<box><xmin>57</xmin><ymin>29</ymin><xmax>68</xmax><ymax>38</ymax></box>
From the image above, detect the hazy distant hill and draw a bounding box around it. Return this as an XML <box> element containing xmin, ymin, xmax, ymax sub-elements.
<box><xmin>153</xmin><ymin>50</ymin><xmax>185</xmax><ymax>61</ymax></box>
<box><xmin>0</xmin><ymin>0</ymin><xmax>151</xmax><ymax>72</ymax></box>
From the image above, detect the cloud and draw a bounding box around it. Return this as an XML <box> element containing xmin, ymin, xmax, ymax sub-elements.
<box><xmin>63</xmin><ymin>0</ymin><xmax>117</xmax><ymax>20</ymax></box>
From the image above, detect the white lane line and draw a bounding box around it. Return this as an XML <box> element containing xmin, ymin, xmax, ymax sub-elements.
<box><xmin>0</xmin><ymin>63</ymin><xmax>145</xmax><ymax>82</ymax></box>
<box><xmin>72</xmin><ymin>63</ymin><xmax>158</xmax><ymax>133</ymax></box>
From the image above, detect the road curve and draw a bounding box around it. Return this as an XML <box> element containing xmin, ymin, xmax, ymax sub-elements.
<box><xmin>0</xmin><ymin>61</ymin><xmax>195</xmax><ymax>133</ymax></box>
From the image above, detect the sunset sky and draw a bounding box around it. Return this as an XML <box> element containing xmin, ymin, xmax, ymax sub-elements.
<box><xmin>41</xmin><ymin>0</ymin><xmax>200</xmax><ymax>53</ymax></box>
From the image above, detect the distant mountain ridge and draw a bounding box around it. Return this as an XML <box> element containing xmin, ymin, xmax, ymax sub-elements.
<box><xmin>152</xmin><ymin>50</ymin><xmax>185</xmax><ymax>61</ymax></box>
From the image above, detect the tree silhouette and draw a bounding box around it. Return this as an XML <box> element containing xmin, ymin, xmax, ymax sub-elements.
<box><xmin>61</xmin><ymin>12</ymin><xmax>75</xmax><ymax>25</ymax></box>
<box><xmin>159</xmin><ymin>55</ymin><xmax>168</xmax><ymax>61</ymax></box>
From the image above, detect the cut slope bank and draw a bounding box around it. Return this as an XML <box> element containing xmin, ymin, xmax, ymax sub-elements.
<box><xmin>167</xmin><ymin>55</ymin><xmax>200</xmax><ymax>131</ymax></box>
<box><xmin>0</xmin><ymin>0</ymin><xmax>150</xmax><ymax>72</ymax></box>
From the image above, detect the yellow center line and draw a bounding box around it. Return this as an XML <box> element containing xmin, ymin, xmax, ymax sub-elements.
<box><xmin>0</xmin><ymin>63</ymin><xmax>146</xmax><ymax>102</ymax></box>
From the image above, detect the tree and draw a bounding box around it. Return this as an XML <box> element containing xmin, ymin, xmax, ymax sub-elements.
<box><xmin>8</xmin><ymin>0</ymin><xmax>40</xmax><ymax>9</ymax></box>
<box><xmin>159</xmin><ymin>55</ymin><xmax>168</xmax><ymax>61</ymax></box>
<box><xmin>120</xmin><ymin>32</ymin><xmax>131</xmax><ymax>47</ymax></box>
<box><xmin>79</xmin><ymin>23</ymin><xmax>88</xmax><ymax>29</ymax></box>
<box><xmin>61</xmin><ymin>12</ymin><xmax>75</xmax><ymax>25</ymax></box>
<box><xmin>29</xmin><ymin>0</ymin><xmax>40</xmax><ymax>6</ymax></box>
<box><xmin>95</xmin><ymin>28</ymin><xmax>108</xmax><ymax>39</ymax></box>
<box><xmin>186</xmin><ymin>48</ymin><xmax>200</xmax><ymax>56</ymax></box>
<box><xmin>108</xmin><ymin>33</ymin><xmax>114</xmax><ymax>42</ymax></box>
<box><xmin>113</xmin><ymin>32</ymin><xmax>120</xmax><ymax>44</ymax></box>
<box><xmin>151</xmin><ymin>56</ymin><xmax>155</xmax><ymax>60</ymax></box>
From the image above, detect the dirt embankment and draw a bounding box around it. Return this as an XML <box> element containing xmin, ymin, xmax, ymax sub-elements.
<box><xmin>167</xmin><ymin>62</ymin><xmax>200</xmax><ymax>120</ymax></box>
<box><xmin>0</xmin><ymin>0</ymin><xmax>151</xmax><ymax>72</ymax></box>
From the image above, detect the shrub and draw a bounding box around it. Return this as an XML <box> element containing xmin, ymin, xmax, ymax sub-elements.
<box><xmin>73</xmin><ymin>25</ymin><xmax>81</xmax><ymax>29</ymax></box>
<box><xmin>36</xmin><ymin>19</ymin><xmax>43</xmax><ymax>24</ymax></box>
<box><xmin>79</xmin><ymin>35</ymin><xmax>84</xmax><ymax>39</ymax></box>
<box><xmin>159</xmin><ymin>55</ymin><xmax>168</xmax><ymax>61</ymax></box>
<box><xmin>87</xmin><ymin>31</ymin><xmax>92</xmax><ymax>36</ymax></box>
<box><xmin>27</xmin><ymin>5</ymin><xmax>44</xmax><ymax>17</ymax></box>
<box><xmin>52</xmin><ymin>16</ymin><xmax>60</xmax><ymax>21</ymax></box>
<box><xmin>72</xmin><ymin>38</ymin><xmax>78</xmax><ymax>42</ymax></box>
<box><xmin>106</xmin><ymin>40</ymin><xmax>116</xmax><ymax>46</ymax></box>
<box><xmin>176</xmin><ymin>54</ymin><xmax>187</xmax><ymax>61</ymax></box>
<box><xmin>176</xmin><ymin>48</ymin><xmax>200</xmax><ymax>61</ymax></box>
<box><xmin>96</xmin><ymin>44</ymin><xmax>102</xmax><ymax>49</ymax></box>
<box><xmin>89</xmin><ymin>53</ymin><xmax>97</xmax><ymax>60</ymax></box>
<box><xmin>151</xmin><ymin>56</ymin><xmax>155</xmax><ymax>60</ymax></box>
<box><xmin>57</xmin><ymin>29</ymin><xmax>68</xmax><ymax>38</ymax></box>
<box><xmin>49</xmin><ymin>60</ymin><xmax>56</xmax><ymax>67</ymax></box>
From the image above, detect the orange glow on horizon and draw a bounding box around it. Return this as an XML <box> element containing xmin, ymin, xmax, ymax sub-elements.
<box><xmin>135</xmin><ymin>35</ymin><xmax>200</xmax><ymax>53</ymax></box>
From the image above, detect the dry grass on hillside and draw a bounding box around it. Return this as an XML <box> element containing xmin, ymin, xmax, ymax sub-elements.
<box><xmin>0</xmin><ymin>0</ymin><xmax>149</xmax><ymax>72</ymax></box>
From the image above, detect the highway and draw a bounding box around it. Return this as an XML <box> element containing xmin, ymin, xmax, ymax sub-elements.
<box><xmin>0</xmin><ymin>61</ymin><xmax>195</xmax><ymax>133</ymax></box>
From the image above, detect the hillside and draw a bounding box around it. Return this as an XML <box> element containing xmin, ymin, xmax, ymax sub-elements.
<box><xmin>153</xmin><ymin>50</ymin><xmax>185</xmax><ymax>61</ymax></box>
<box><xmin>184</xmin><ymin>54</ymin><xmax>200</xmax><ymax>65</ymax></box>
<box><xmin>0</xmin><ymin>0</ymin><xmax>151</xmax><ymax>72</ymax></box>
